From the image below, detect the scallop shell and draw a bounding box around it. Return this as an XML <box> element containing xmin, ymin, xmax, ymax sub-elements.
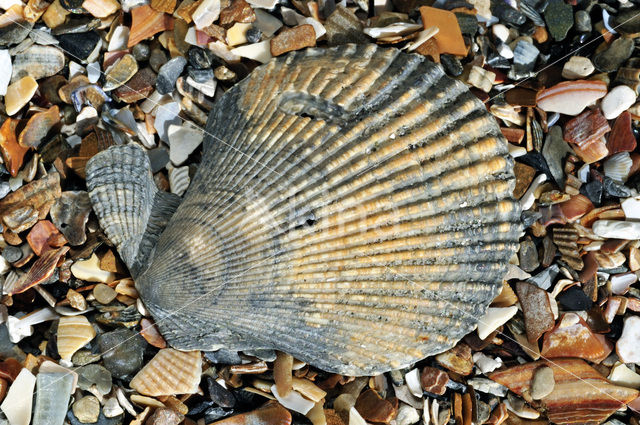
<box><xmin>56</xmin><ymin>315</ymin><xmax>96</xmax><ymax>361</ymax></box>
<box><xmin>129</xmin><ymin>348</ymin><xmax>202</xmax><ymax>396</ymax></box>
<box><xmin>86</xmin><ymin>44</ymin><xmax>521</xmax><ymax>375</ymax></box>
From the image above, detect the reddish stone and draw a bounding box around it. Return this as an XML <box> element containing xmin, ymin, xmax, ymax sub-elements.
<box><xmin>27</xmin><ymin>220</ymin><xmax>67</xmax><ymax>256</ymax></box>
<box><xmin>219</xmin><ymin>0</ymin><xmax>255</xmax><ymax>24</ymax></box>
<box><xmin>0</xmin><ymin>358</ymin><xmax>22</xmax><ymax>382</ymax></box>
<box><xmin>208</xmin><ymin>401</ymin><xmax>291</xmax><ymax>425</ymax></box>
<box><xmin>355</xmin><ymin>389</ymin><xmax>398</xmax><ymax>423</ymax></box>
<box><xmin>607</xmin><ymin>111</ymin><xmax>637</xmax><ymax>154</ymax></box>
<box><xmin>563</xmin><ymin>108</ymin><xmax>611</xmax><ymax>147</ymax></box>
<box><xmin>420</xmin><ymin>366</ymin><xmax>448</xmax><ymax>395</ymax></box>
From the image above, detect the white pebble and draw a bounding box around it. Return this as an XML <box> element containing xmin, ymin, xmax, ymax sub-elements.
<box><xmin>230</xmin><ymin>40</ymin><xmax>272</xmax><ymax>64</ymax></box>
<box><xmin>497</xmin><ymin>42</ymin><xmax>514</xmax><ymax>59</ymax></box>
<box><xmin>472</xmin><ymin>352</ymin><xmax>503</xmax><ymax>373</ymax></box>
<box><xmin>611</xmin><ymin>273</ymin><xmax>636</xmax><ymax>295</ymax></box>
<box><xmin>608</xmin><ymin>363</ymin><xmax>640</xmax><ymax>389</ymax></box>
<box><xmin>71</xmin><ymin>253</ymin><xmax>115</xmax><ymax>283</ymax></box>
<box><xmin>592</xmin><ymin>219</ymin><xmax>640</xmax><ymax>240</ymax></box>
<box><xmin>601</xmin><ymin>85</ymin><xmax>637</xmax><ymax>120</ymax></box>
<box><xmin>396</xmin><ymin>404</ymin><xmax>420</xmax><ymax>425</ymax></box>
<box><xmin>617</xmin><ymin>316</ymin><xmax>640</xmax><ymax>364</ymax></box>
<box><xmin>561</xmin><ymin>56</ymin><xmax>594</xmax><ymax>79</ymax></box>
<box><xmin>622</xmin><ymin>197</ymin><xmax>640</xmax><ymax>219</ymax></box>
<box><xmin>519</xmin><ymin>173</ymin><xmax>547</xmax><ymax>210</ymax></box>
<box><xmin>0</xmin><ymin>50</ymin><xmax>11</xmax><ymax>96</ymax></box>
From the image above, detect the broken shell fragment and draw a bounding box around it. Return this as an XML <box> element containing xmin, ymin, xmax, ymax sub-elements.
<box><xmin>86</xmin><ymin>45</ymin><xmax>521</xmax><ymax>375</ymax></box>
<box><xmin>129</xmin><ymin>348</ymin><xmax>202</xmax><ymax>396</ymax></box>
<box><xmin>536</xmin><ymin>80</ymin><xmax>608</xmax><ymax>116</ymax></box>
<box><xmin>50</xmin><ymin>191</ymin><xmax>92</xmax><ymax>246</ymax></box>
<box><xmin>11</xmin><ymin>45</ymin><xmax>65</xmax><ymax>82</ymax></box>
<box><xmin>56</xmin><ymin>315</ymin><xmax>97</xmax><ymax>361</ymax></box>
<box><xmin>18</xmin><ymin>105</ymin><xmax>61</xmax><ymax>149</ymax></box>
<box><xmin>4</xmin><ymin>246</ymin><xmax>69</xmax><ymax>295</ymax></box>
<box><xmin>5</xmin><ymin>75</ymin><xmax>38</xmax><ymax>116</ymax></box>
<box><xmin>490</xmin><ymin>358</ymin><xmax>639</xmax><ymax>425</ymax></box>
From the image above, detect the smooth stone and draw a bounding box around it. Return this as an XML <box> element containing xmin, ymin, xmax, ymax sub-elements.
<box><xmin>395</xmin><ymin>404</ymin><xmax>420</xmax><ymax>425</ymax></box>
<box><xmin>149</xmin><ymin>48</ymin><xmax>168</xmax><ymax>73</ymax></box>
<box><xmin>477</xmin><ymin>306</ymin><xmax>518</xmax><ymax>339</ymax></box>
<box><xmin>57</xmin><ymin>31</ymin><xmax>101</xmax><ymax>62</ymax></box>
<box><xmin>154</xmin><ymin>102</ymin><xmax>181</xmax><ymax>142</ymax></box>
<box><xmin>132</xmin><ymin>43</ymin><xmax>150</xmax><ymax>62</ymax></box>
<box><xmin>601</xmin><ymin>85</ymin><xmax>637</xmax><ymax>120</ymax></box>
<box><xmin>72</xmin><ymin>350</ymin><xmax>102</xmax><ymax>366</ymax></box>
<box><xmin>608</xmin><ymin>363</ymin><xmax>640</xmax><ymax>389</ymax></box>
<box><xmin>530</xmin><ymin>366</ymin><xmax>554</xmax><ymax>399</ymax></box>
<box><xmin>168</xmin><ymin>123</ymin><xmax>204</xmax><ymax>166</ymax></box>
<box><xmin>93</xmin><ymin>283</ymin><xmax>117</xmax><ymax>304</ymax></box>
<box><xmin>156</xmin><ymin>56</ymin><xmax>187</xmax><ymax>95</ymax></box>
<box><xmin>0</xmin><ymin>368</ymin><xmax>36</xmax><ymax>425</ymax></box>
<box><xmin>77</xmin><ymin>364</ymin><xmax>113</xmax><ymax>395</ymax></box>
<box><xmin>33</xmin><ymin>372</ymin><xmax>74</xmax><ymax>425</ymax></box>
<box><xmin>66</xmin><ymin>410</ymin><xmax>123</xmax><ymax>425</ymax></box>
<box><xmin>0</xmin><ymin>50</ymin><xmax>11</xmax><ymax>95</ymax></box>
<box><xmin>544</xmin><ymin>0</ymin><xmax>573</xmax><ymax>41</ymax></box>
<box><xmin>5</xmin><ymin>75</ymin><xmax>38</xmax><ymax>116</ymax></box>
<box><xmin>2</xmin><ymin>245</ymin><xmax>22</xmax><ymax>263</ymax></box>
<box><xmin>146</xmin><ymin>408</ymin><xmax>184</xmax><ymax>425</ymax></box>
<box><xmin>575</xmin><ymin>10</ymin><xmax>591</xmax><ymax>32</ymax></box>
<box><xmin>561</xmin><ymin>56</ymin><xmax>594</xmax><ymax>79</ymax></box>
<box><xmin>617</xmin><ymin>316</ymin><xmax>640</xmax><ymax>363</ymax></box>
<box><xmin>593</xmin><ymin>38</ymin><xmax>634</xmax><ymax>73</ymax></box>
<box><xmin>97</xmin><ymin>328</ymin><xmax>146</xmax><ymax>379</ymax></box>
<box><xmin>492</xmin><ymin>23</ymin><xmax>510</xmax><ymax>42</ymax></box>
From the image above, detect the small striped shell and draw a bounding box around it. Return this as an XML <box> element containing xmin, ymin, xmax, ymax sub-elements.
<box><xmin>129</xmin><ymin>348</ymin><xmax>202</xmax><ymax>396</ymax></box>
<box><xmin>56</xmin><ymin>315</ymin><xmax>96</xmax><ymax>361</ymax></box>
<box><xmin>87</xmin><ymin>44</ymin><xmax>521</xmax><ymax>375</ymax></box>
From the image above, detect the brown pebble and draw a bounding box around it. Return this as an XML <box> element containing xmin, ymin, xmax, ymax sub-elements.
<box><xmin>208</xmin><ymin>401</ymin><xmax>292</xmax><ymax>425</ymax></box>
<box><xmin>354</xmin><ymin>389</ymin><xmax>397</xmax><ymax>423</ymax></box>
<box><xmin>608</xmin><ymin>111</ymin><xmax>637</xmax><ymax>154</ymax></box>
<box><xmin>220</xmin><ymin>0</ymin><xmax>255</xmax><ymax>24</ymax></box>
<box><xmin>26</xmin><ymin>219</ymin><xmax>66</xmax><ymax>255</ymax></box>
<box><xmin>114</xmin><ymin>68</ymin><xmax>157</xmax><ymax>103</ymax></box>
<box><xmin>0</xmin><ymin>378</ymin><xmax>6</xmax><ymax>403</ymax></box>
<box><xmin>18</xmin><ymin>106</ymin><xmax>61</xmax><ymax>149</ymax></box>
<box><xmin>435</xmin><ymin>343</ymin><xmax>473</xmax><ymax>375</ymax></box>
<box><xmin>420</xmin><ymin>366</ymin><xmax>449</xmax><ymax>395</ymax></box>
<box><xmin>270</xmin><ymin>25</ymin><xmax>316</xmax><ymax>57</ymax></box>
<box><xmin>145</xmin><ymin>408</ymin><xmax>184</xmax><ymax>425</ymax></box>
<box><xmin>513</xmin><ymin>162</ymin><xmax>536</xmax><ymax>199</ymax></box>
<box><xmin>67</xmin><ymin>288</ymin><xmax>88</xmax><ymax>311</ymax></box>
<box><xmin>515</xmin><ymin>281</ymin><xmax>555</xmax><ymax>344</ymax></box>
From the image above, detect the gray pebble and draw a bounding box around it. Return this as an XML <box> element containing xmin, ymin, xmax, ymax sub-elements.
<box><xmin>72</xmin><ymin>396</ymin><xmax>101</xmax><ymax>424</ymax></box>
<box><xmin>97</xmin><ymin>328</ymin><xmax>145</xmax><ymax>380</ymax></box>
<box><xmin>132</xmin><ymin>43</ymin><xmax>150</xmax><ymax>62</ymax></box>
<box><xmin>2</xmin><ymin>246</ymin><xmax>22</xmax><ymax>263</ymax></box>
<box><xmin>531</xmin><ymin>366</ymin><xmax>554</xmax><ymax>399</ymax></box>
<box><xmin>575</xmin><ymin>10</ymin><xmax>592</xmax><ymax>33</ymax></box>
<box><xmin>246</xmin><ymin>27</ymin><xmax>262</xmax><ymax>44</ymax></box>
<box><xmin>77</xmin><ymin>364</ymin><xmax>113</xmax><ymax>395</ymax></box>
<box><xmin>156</xmin><ymin>56</ymin><xmax>187</xmax><ymax>95</ymax></box>
<box><xmin>149</xmin><ymin>48</ymin><xmax>168</xmax><ymax>73</ymax></box>
<box><xmin>593</xmin><ymin>37</ymin><xmax>634</xmax><ymax>73</ymax></box>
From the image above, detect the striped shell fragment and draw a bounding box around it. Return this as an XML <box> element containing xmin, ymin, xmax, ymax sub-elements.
<box><xmin>86</xmin><ymin>44</ymin><xmax>522</xmax><ymax>375</ymax></box>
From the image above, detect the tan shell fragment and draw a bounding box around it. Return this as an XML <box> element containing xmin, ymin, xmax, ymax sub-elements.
<box><xmin>57</xmin><ymin>316</ymin><xmax>96</xmax><ymax>361</ymax></box>
<box><xmin>129</xmin><ymin>349</ymin><xmax>202</xmax><ymax>396</ymax></box>
<box><xmin>87</xmin><ymin>45</ymin><xmax>521</xmax><ymax>375</ymax></box>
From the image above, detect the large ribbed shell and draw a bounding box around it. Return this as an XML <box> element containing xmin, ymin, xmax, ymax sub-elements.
<box><xmin>121</xmin><ymin>45</ymin><xmax>521</xmax><ymax>375</ymax></box>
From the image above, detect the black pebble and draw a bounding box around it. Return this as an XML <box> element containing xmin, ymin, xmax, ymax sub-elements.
<box><xmin>557</xmin><ymin>285</ymin><xmax>593</xmax><ymax>311</ymax></box>
<box><xmin>206</xmin><ymin>376</ymin><xmax>237</xmax><ymax>408</ymax></box>
<box><xmin>188</xmin><ymin>67</ymin><xmax>214</xmax><ymax>83</ymax></box>
<box><xmin>603</xmin><ymin>177</ymin><xmax>632</xmax><ymax>198</ymax></box>
<box><xmin>57</xmin><ymin>31</ymin><xmax>100</xmax><ymax>61</ymax></box>
<box><xmin>440</xmin><ymin>54</ymin><xmax>463</xmax><ymax>76</ymax></box>
<box><xmin>580</xmin><ymin>180</ymin><xmax>603</xmax><ymax>205</ymax></box>
<box><xmin>188</xmin><ymin>46</ymin><xmax>220</xmax><ymax>69</ymax></box>
<box><xmin>246</xmin><ymin>27</ymin><xmax>263</xmax><ymax>43</ymax></box>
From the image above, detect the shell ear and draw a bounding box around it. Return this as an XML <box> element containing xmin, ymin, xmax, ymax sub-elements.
<box><xmin>86</xmin><ymin>144</ymin><xmax>181</xmax><ymax>278</ymax></box>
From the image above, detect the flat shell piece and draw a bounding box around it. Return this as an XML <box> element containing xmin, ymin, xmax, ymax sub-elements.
<box><xmin>11</xmin><ymin>45</ymin><xmax>65</xmax><ymax>82</ymax></box>
<box><xmin>4</xmin><ymin>246</ymin><xmax>69</xmax><ymax>295</ymax></box>
<box><xmin>50</xmin><ymin>191</ymin><xmax>92</xmax><ymax>246</ymax></box>
<box><xmin>490</xmin><ymin>358</ymin><xmax>639</xmax><ymax>425</ymax></box>
<box><xmin>0</xmin><ymin>368</ymin><xmax>36</xmax><ymax>425</ymax></box>
<box><xmin>419</xmin><ymin>7</ymin><xmax>466</xmax><ymax>56</ymax></box>
<box><xmin>18</xmin><ymin>105</ymin><xmax>61</xmax><ymax>149</ymax></box>
<box><xmin>128</xmin><ymin>5</ymin><xmax>174</xmax><ymax>48</ymax></box>
<box><xmin>540</xmin><ymin>312</ymin><xmax>611</xmax><ymax>362</ymax></box>
<box><xmin>57</xmin><ymin>315</ymin><xmax>97</xmax><ymax>361</ymax></box>
<box><xmin>32</xmin><ymin>372</ymin><xmax>74</xmax><ymax>425</ymax></box>
<box><xmin>536</xmin><ymin>80</ymin><xmax>607</xmax><ymax>116</ymax></box>
<box><xmin>129</xmin><ymin>348</ymin><xmax>202</xmax><ymax>396</ymax></box>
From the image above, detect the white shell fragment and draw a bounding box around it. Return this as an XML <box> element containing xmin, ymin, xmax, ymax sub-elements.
<box><xmin>32</xmin><ymin>372</ymin><xmax>75</xmax><ymax>425</ymax></box>
<box><xmin>168</xmin><ymin>165</ymin><xmax>190</xmax><ymax>196</ymax></box>
<box><xmin>193</xmin><ymin>0</ymin><xmax>221</xmax><ymax>29</ymax></box>
<box><xmin>169</xmin><ymin>124</ymin><xmax>205</xmax><ymax>166</ymax></box>
<box><xmin>271</xmin><ymin>385</ymin><xmax>315</xmax><ymax>414</ymax></box>
<box><xmin>71</xmin><ymin>253</ymin><xmax>115</xmax><ymax>283</ymax></box>
<box><xmin>0</xmin><ymin>50</ymin><xmax>11</xmax><ymax>96</ymax></box>
<box><xmin>230</xmin><ymin>40</ymin><xmax>272</xmax><ymax>64</ymax></box>
<box><xmin>108</xmin><ymin>26</ymin><xmax>130</xmax><ymax>51</ymax></box>
<box><xmin>404</xmin><ymin>369</ymin><xmax>422</xmax><ymax>398</ymax></box>
<box><xmin>0</xmin><ymin>368</ymin><xmax>37</xmax><ymax>425</ymax></box>
<box><xmin>477</xmin><ymin>306</ymin><xmax>518</xmax><ymax>340</ymax></box>
<box><xmin>592</xmin><ymin>220</ymin><xmax>640</xmax><ymax>240</ymax></box>
<box><xmin>364</xmin><ymin>22</ymin><xmax>423</xmax><ymax>38</ymax></box>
